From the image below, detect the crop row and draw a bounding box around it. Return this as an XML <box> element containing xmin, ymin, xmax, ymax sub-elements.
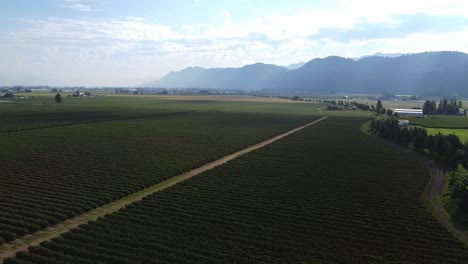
<box><xmin>6</xmin><ymin>116</ymin><xmax>468</xmax><ymax>263</ymax></box>
<box><xmin>0</xmin><ymin>111</ymin><xmax>314</xmax><ymax>244</ymax></box>
<box><xmin>0</xmin><ymin>105</ymin><xmax>180</xmax><ymax>132</ymax></box>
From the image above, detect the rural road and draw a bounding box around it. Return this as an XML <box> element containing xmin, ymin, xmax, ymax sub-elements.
<box><xmin>422</xmin><ymin>162</ymin><xmax>468</xmax><ymax>246</ymax></box>
<box><xmin>0</xmin><ymin>116</ymin><xmax>328</xmax><ymax>263</ymax></box>
<box><xmin>362</xmin><ymin>123</ymin><xmax>468</xmax><ymax>247</ymax></box>
<box><xmin>369</xmin><ymin>128</ymin><xmax>468</xmax><ymax>247</ymax></box>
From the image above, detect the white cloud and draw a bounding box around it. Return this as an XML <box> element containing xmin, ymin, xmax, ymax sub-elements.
<box><xmin>60</xmin><ymin>3</ymin><xmax>102</xmax><ymax>12</ymax></box>
<box><xmin>124</xmin><ymin>17</ymin><xmax>145</xmax><ymax>21</ymax></box>
<box><xmin>3</xmin><ymin>1</ymin><xmax>468</xmax><ymax>86</ymax></box>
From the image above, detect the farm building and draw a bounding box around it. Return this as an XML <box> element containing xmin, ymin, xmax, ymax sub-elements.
<box><xmin>394</xmin><ymin>109</ymin><xmax>423</xmax><ymax>117</ymax></box>
<box><xmin>398</xmin><ymin>120</ymin><xmax>409</xmax><ymax>127</ymax></box>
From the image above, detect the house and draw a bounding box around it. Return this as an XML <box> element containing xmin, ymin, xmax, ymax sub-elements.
<box><xmin>394</xmin><ymin>109</ymin><xmax>423</xmax><ymax>117</ymax></box>
<box><xmin>398</xmin><ymin>120</ymin><xmax>409</xmax><ymax>127</ymax></box>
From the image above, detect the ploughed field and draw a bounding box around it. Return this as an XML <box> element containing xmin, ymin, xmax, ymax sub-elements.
<box><xmin>7</xmin><ymin>116</ymin><xmax>468</xmax><ymax>263</ymax></box>
<box><xmin>0</xmin><ymin>108</ymin><xmax>316</xmax><ymax>244</ymax></box>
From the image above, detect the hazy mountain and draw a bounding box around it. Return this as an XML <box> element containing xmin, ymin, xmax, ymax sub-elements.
<box><xmin>354</xmin><ymin>52</ymin><xmax>408</xmax><ymax>60</ymax></box>
<box><xmin>144</xmin><ymin>63</ymin><xmax>286</xmax><ymax>90</ymax></box>
<box><xmin>145</xmin><ymin>51</ymin><xmax>468</xmax><ymax>96</ymax></box>
<box><xmin>285</xmin><ymin>62</ymin><xmax>305</xmax><ymax>70</ymax></box>
<box><xmin>275</xmin><ymin>51</ymin><xmax>468</xmax><ymax>95</ymax></box>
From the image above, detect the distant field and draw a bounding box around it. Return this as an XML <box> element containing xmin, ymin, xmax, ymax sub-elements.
<box><xmin>114</xmin><ymin>94</ymin><xmax>310</xmax><ymax>103</ymax></box>
<box><xmin>408</xmin><ymin>115</ymin><xmax>468</xmax><ymax>129</ymax></box>
<box><xmin>0</xmin><ymin>95</ymin><xmax>321</xmax><ymax>244</ymax></box>
<box><xmin>0</xmin><ymin>93</ymin><xmax>325</xmax><ymax>132</ymax></box>
<box><xmin>426</xmin><ymin>128</ymin><xmax>468</xmax><ymax>143</ymax></box>
<box><xmin>8</xmin><ymin>117</ymin><xmax>468</xmax><ymax>263</ymax></box>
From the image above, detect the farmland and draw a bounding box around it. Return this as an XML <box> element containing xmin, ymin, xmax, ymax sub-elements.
<box><xmin>426</xmin><ymin>128</ymin><xmax>468</xmax><ymax>143</ymax></box>
<box><xmin>5</xmin><ymin>115</ymin><xmax>468</xmax><ymax>263</ymax></box>
<box><xmin>407</xmin><ymin>115</ymin><xmax>468</xmax><ymax>129</ymax></box>
<box><xmin>0</xmin><ymin>95</ymin><xmax>321</xmax><ymax>244</ymax></box>
<box><xmin>3</xmin><ymin>93</ymin><xmax>468</xmax><ymax>263</ymax></box>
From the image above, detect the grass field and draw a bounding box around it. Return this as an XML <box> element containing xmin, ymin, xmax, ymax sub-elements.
<box><xmin>6</xmin><ymin>116</ymin><xmax>468</xmax><ymax>263</ymax></box>
<box><xmin>426</xmin><ymin>128</ymin><xmax>468</xmax><ymax>143</ymax></box>
<box><xmin>405</xmin><ymin>115</ymin><xmax>468</xmax><ymax>143</ymax></box>
<box><xmin>407</xmin><ymin>115</ymin><xmax>468</xmax><ymax>129</ymax></box>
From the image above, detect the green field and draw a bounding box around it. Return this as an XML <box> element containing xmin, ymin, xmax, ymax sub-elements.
<box><xmin>0</xmin><ymin>94</ymin><xmax>323</xmax><ymax>244</ymax></box>
<box><xmin>407</xmin><ymin>115</ymin><xmax>468</xmax><ymax>129</ymax></box>
<box><xmin>3</xmin><ymin>93</ymin><xmax>468</xmax><ymax>263</ymax></box>
<box><xmin>6</xmin><ymin>116</ymin><xmax>468</xmax><ymax>263</ymax></box>
<box><xmin>426</xmin><ymin>128</ymin><xmax>468</xmax><ymax>143</ymax></box>
<box><xmin>405</xmin><ymin>115</ymin><xmax>468</xmax><ymax>143</ymax></box>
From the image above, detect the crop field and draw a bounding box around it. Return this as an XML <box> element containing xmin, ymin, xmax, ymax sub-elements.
<box><xmin>0</xmin><ymin>95</ymin><xmax>322</xmax><ymax>244</ymax></box>
<box><xmin>6</xmin><ymin>116</ymin><xmax>468</xmax><ymax>263</ymax></box>
<box><xmin>407</xmin><ymin>115</ymin><xmax>468</xmax><ymax>129</ymax></box>
<box><xmin>0</xmin><ymin>92</ymin><xmax>372</xmax><ymax>124</ymax></box>
<box><xmin>426</xmin><ymin>128</ymin><xmax>468</xmax><ymax>143</ymax></box>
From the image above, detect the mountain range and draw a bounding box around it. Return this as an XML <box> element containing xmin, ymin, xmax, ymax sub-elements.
<box><xmin>143</xmin><ymin>51</ymin><xmax>468</xmax><ymax>96</ymax></box>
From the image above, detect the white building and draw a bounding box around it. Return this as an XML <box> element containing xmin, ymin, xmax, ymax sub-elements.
<box><xmin>398</xmin><ymin>120</ymin><xmax>409</xmax><ymax>127</ymax></box>
<box><xmin>394</xmin><ymin>109</ymin><xmax>423</xmax><ymax>117</ymax></box>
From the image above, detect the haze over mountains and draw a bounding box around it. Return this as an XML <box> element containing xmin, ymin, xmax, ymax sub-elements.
<box><xmin>145</xmin><ymin>51</ymin><xmax>468</xmax><ymax>96</ymax></box>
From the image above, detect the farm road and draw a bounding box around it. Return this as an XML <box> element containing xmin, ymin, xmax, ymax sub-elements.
<box><xmin>0</xmin><ymin>116</ymin><xmax>328</xmax><ymax>263</ymax></box>
<box><xmin>422</xmin><ymin>162</ymin><xmax>468</xmax><ymax>246</ymax></box>
<box><xmin>367</xmin><ymin>126</ymin><xmax>468</xmax><ymax>247</ymax></box>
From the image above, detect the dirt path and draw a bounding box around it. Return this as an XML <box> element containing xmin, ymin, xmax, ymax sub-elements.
<box><xmin>422</xmin><ymin>162</ymin><xmax>468</xmax><ymax>246</ymax></box>
<box><xmin>0</xmin><ymin>116</ymin><xmax>328</xmax><ymax>263</ymax></box>
<box><xmin>363</xmin><ymin>125</ymin><xmax>468</xmax><ymax>247</ymax></box>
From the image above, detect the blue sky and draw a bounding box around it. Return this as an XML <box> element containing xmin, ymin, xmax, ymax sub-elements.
<box><xmin>1</xmin><ymin>0</ymin><xmax>468</xmax><ymax>86</ymax></box>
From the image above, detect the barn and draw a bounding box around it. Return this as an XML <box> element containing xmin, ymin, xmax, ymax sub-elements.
<box><xmin>394</xmin><ymin>109</ymin><xmax>423</xmax><ymax>117</ymax></box>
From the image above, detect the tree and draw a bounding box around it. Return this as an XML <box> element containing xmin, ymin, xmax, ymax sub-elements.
<box><xmin>422</xmin><ymin>100</ymin><xmax>434</xmax><ymax>115</ymax></box>
<box><xmin>376</xmin><ymin>99</ymin><xmax>383</xmax><ymax>114</ymax></box>
<box><xmin>55</xmin><ymin>93</ymin><xmax>62</xmax><ymax>103</ymax></box>
<box><xmin>3</xmin><ymin>91</ymin><xmax>14</xmax><ymax>98</ymax></box>
<box><xmin>387</xmin><ymin>109</ymin><xmax>393</xmax><ymax>116</ymax></box>
<box><xmin>458</xmin><ymin>191</ymin><xmax>468</xmax><ymax>212</ymax></box>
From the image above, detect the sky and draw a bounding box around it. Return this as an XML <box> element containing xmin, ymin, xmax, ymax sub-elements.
<box><xmin>1</xmin><ymin>0</ymin><xmax>468</xmax><ymax>86</ymax></box>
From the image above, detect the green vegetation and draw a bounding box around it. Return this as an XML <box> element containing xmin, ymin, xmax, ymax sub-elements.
<box><xmin>369</xmin><ymin>116</ymin><xmax>467</xmax><ymax>166</ymax></box>
<box><xmin>0</xmin><ymin>94</ymin><xmax>324</xmax><ymax>132</ymax></box>
<box><xmin>422</xmin><ymin>99</ymin><xmax>463</xmax><ymax>115</ymax></box>
<box><xmin>4</xmin><ymin>93</ymin><xmax>468</xmax><ymax>263</ymax></box>
<box><xmin>369</xmin><ymin>114</ymin><xmax>468</xmax><ymax>235</ymax></box>
<box><xmin>408</xmin><ymin>115</ymin><xmax>468</xmax><ymax>129</ymax></box>
<box><xmin>441</xmin><ymin>167</ymin><xmax>468</xmax><ymax>228</ymax></box>
<box><xmin>54</xmin><ymin>93</ymin><xmax>62</xmax><ymax>104</ymax></box>
<box><xmin>427</xmin><ymin>128</ymin><xmax>468</xmax><ymax>144</ymax></box>
<box><xmin>0</xmin><ymin>95</ymin><xmax>320</xmax><ymax>244</ymax></box>
<box><xmin>6</xmin><ymin>117</ymin><xmax>468</xmax><ymax>263</ymax></box>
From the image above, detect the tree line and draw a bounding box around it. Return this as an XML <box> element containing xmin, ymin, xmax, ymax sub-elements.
<box><xmin>422</xmin><ymin>99</ymin><xmax>465</xmax><ymax>115</ymax></box>
<box><xmin>326</xmin><ymin>99</ymin><xmax>393</xmax><ymax>115</ymax></box>
<box><xmin>369</xmin><ymin>116</ymin><xmax>466</xmax><ymax>166</ymax></box>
